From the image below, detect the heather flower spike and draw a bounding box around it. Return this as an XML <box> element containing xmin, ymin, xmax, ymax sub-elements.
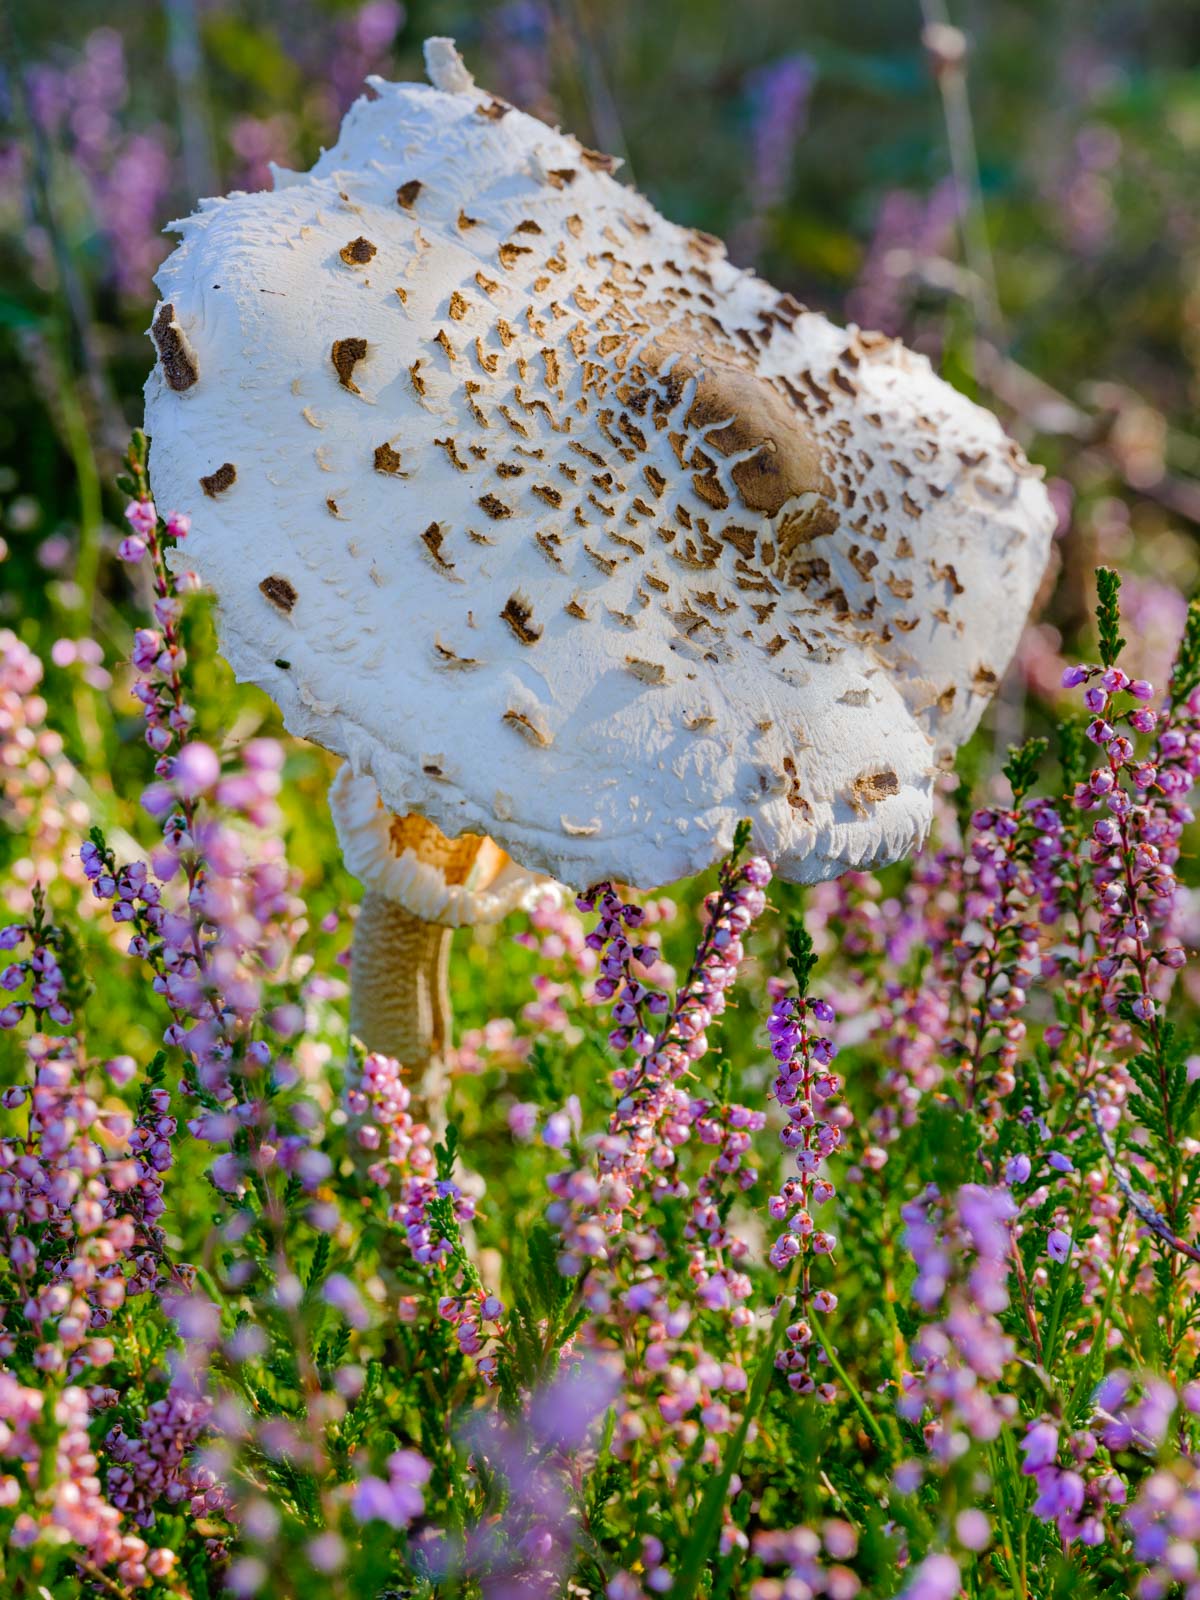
<box><xmin>144</xmin><ymin>36</ymin><xmax>1053</xmax><ymax>1079</ymax></box>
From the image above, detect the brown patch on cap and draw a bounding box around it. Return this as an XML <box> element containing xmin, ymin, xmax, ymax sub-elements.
<box><xmin>774</xmin><ymin>504</ymin><xmax>841</xmax><ymax>584</ymax></box>
<box><xmin>396</xmin><ymin>179</ymin><xmax>423</xmax><ymax>209</ymax></box>
<box><xmin>421</xmin><ymin>523</ymin><xmax>455</xmax><ymax>570</ymax></box>
<box><xmin>151</xmin><ymin>303</ymin><xmax>199</xmax><ymax>392</ymax></box>
<box><xmin>504</xmin><ymin>708</ymin><xmax>551</xmax><ymax>746</ymax></box>
<box><xmin>331</xmin><ymin>337</ymin><xmax>368</xmax><ymax>393</ymax></box>
<box><xmin>434</xmin><ymin>637</ymin><xmax>479</xmax><ymax>669</ymax></box>
<box><xmin>501</xmin><ymin>592</ymin><xmax>542</xmax><ymax>644</ymax></box>
<box><xmin>478</xmin><ymin>493</ymin><xmax>512</xmax><ymax>520</ymax></box>
<box><xmin>373</xmin><ymin>443</ymin><xmax>403</xmax><ymax>475</ymax></box>
<box><xmin>477</xmin><ymin>99</ymin><xmax>511</xmax><ymax>120</ymax></box>
<box><xmin>545</xmin><ymin>167</ymin><xmax>578</xmax><ymax>188</ymax></box>
<box><xmin>448</xmin><ymin>290</ymin><xmax>470</xmax><ymax>321</ymax></box>
<box><xmin>580</xmin><ymin>147</ymin><xmax>618</xmax><ymax>173</ymax></box>
<box><xmin>625</xmin><ymin>657</ymin><xmax>667</xmax><ymax>685</ymax></box>
<box><xmin>339</xmin><ymin>236</ymin><xmax>377</xmax><ymax>266</ymax></box>
<box><xmin>199</xmin><ymin>462</ymin><xmax>237</xmax><ymax>497</ymax></box>
<box><xmin>498</xmin><ymin>242</ymin><xmax>534</xmax><ymax>270</ymax></box>
<box><xmin>648</xmin><ymin>340</ymin><xmax>823</xmax><ymax>516</ymax></box>
<box><xmin>853</xmin><ymin>770</ymin><xmax>900</xmax><ymax>804</ymax></box>
<box><xmin>259</xmin><ymin>575</ymin><xmax>297</xmax><ymax>612</ymax></box>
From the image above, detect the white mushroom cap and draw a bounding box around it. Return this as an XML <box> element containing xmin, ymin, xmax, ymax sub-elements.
<box><xmin>329</xmin><ymin>764</ymin><xmax>545</xmax><ymax>927</ymax></box>
<box><xmin>144</xmin><ymin>39</ymin><xmax>1054</xmax><ymax>890</ymax></box>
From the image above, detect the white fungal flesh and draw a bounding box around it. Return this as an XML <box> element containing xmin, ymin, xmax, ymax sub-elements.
<box><xmin>144</xmin><ymin>40</ymin><xmax>1054</xmax><ymax>890</ymax></box>
<box><xmin>329</xmin><ymin>765</ymin><xmax>547</xmax><ymax>926</ymax></box>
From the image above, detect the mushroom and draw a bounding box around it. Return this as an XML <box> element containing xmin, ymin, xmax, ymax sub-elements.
<box><xmin>143</xmin><ymin>37</ymin><xmax>1054</xmax><ymax>1098</ymax></box>
<box><xmin>329</xmin><ymin>765</ymin><xmax>545</xmax><ymax>1109</ymax></box>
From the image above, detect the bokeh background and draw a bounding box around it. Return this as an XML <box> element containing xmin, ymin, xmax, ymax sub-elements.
<box><xmin>2</xmin><ymin>0</ymin><xmax>1199</xmax><ymax>951</ymax></box>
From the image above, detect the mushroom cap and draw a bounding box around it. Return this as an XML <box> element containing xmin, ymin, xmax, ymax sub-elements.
<box><xmin>329</xmin><ymin>765</ymin><xmax>547</xmax><ymax>926</ymax></box>
<box><xmin>144</xmin><ymin>38</ymin><xmax>1054</xmax><ymax>890</ymax></box>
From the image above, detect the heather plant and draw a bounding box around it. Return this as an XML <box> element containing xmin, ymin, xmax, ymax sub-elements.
<box><xmin>0</xmin><ymin>424</ymin><xmax>1198</xmax><ymax>1598</ymax></box>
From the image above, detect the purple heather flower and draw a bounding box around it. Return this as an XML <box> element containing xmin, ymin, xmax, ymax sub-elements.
<box><xmin>1047</xmin><ymin>1229</ymin><xmax>1073</xmax><ymax>1264</ymax></box>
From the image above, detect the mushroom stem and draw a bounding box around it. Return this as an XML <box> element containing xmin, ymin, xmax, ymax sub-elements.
<box><xmin>350</xmin><ymin>891</ymin><xmax>453</xmax><ymax>1122</ymax></box>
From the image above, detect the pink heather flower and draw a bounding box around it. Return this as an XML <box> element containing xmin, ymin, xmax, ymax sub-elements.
<box><xmin>172</xmin><ymin>742</ymin><xmax>221</xmax><ymax>798</ymax></box>
<box><xmin>165</xmin><ymin>511</ymin><xmax>191</xmax><ymax>540</ymax></box>
<box><xmin>956</xmin><ymin>1509</ymin><xmax>991</xmax><ymax>1552</ymax></box>
<box><xmin>322</xmin><ymin>1274</ymin><xmax>370</xmax><ymax>1329</ymax></box>
<box><xmin>352</xmin><ymin>1449</ymin><xmax>429</xmax><ymax>1528</ymax></box>
<box><xmin>1047</xmin><ymin>1229</ymin><xmax>1073</xmax><ymax>1263</ymax></box>
<box><xmin>508</xmin><ymin>1101</ymin><xmax>540</xmax><ymax>1140</ymax></box>
<box><xmin>1022</xmin><ymin>1422</ymin><xmax>1060</xmax><ymax>1473</ymax></box>
<box><xmin>124</xmin><ymin>499</ymin><xmax>157</xmax><ymax>535</ymax></box>
<box><xmin>210</xmin><ymin>1153</ymin><xmax>243</xmax><ymax>1193</ymax></box>
<box><xmin>307</xmin><ymin>1534</ymin><xmax>345</xmax><ymax>1573</ymax></box>
<box><xmin>543</xmin><ymin>1095</ymin><xmax>581</xmax><ymax>1149</ymax></box>
<box><xmin>901</xmin><ymin>1553</ymin><xmax>961</xmax><ymax>1600</ymax></box>
<box><xmin>117</xmin><ymin>535</ymin><xmax>147</xmax><ymax>563</ymax></box>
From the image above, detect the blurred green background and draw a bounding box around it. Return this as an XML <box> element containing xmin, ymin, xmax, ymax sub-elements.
<box><xmin>2</xmin><ymin>0</ymin><xmax>1200</xmax><ymax>804</ymax></box>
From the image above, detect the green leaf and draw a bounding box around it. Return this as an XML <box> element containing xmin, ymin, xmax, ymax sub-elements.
<box><xmin>785</xmin><ymin>917</ymin><xmax>817</xmax><ymax>998</ymax></box>
<box><xmin>730</xmin><ymin>817</ymin><xmax>752</xmax><ymax>865</ymax></box>
<box><xmin>1169</xmin><ymin>595</ymin><xmax>1200</xmax><ymax>706</ymax></box>
<box><xmin>1003</xmin><ymin>736</ymin><xmax>1048</xmax><ymax>803</ymax></box>
<box><xmin>1095</xmin><ymin>566</ymin><xmax>1127</xmax><ymax>668</ymax></box>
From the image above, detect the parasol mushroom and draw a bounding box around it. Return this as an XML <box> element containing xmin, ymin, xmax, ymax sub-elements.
<box><xmin>329</xmin><ymin>764</ymin><xmax>545</xmax><ymax>1110</ymax></box>
<box><xmin>144</xmin><ymin>36</ymin><xmax>1054</xmax><ymax>1103</ymax></box>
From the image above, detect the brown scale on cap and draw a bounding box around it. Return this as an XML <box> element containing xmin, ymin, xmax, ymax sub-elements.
<box><xmin>339</xmin><ymin>236</ymin><xmax>377</xmax><ymax>266</ymax></box>
<box><xmin>503</xmin><ymin>708</ymin><xmax>551</xmax><ymax>745</ymax></box>
<box><xmin>331</xmin><ymin>338</ymin><xmax>368</xmax><ymax>393</ymax></box>
<box><xmin>259</xmin><ymin>575</ymin><xmax>297</xmax><ymax>612</ymax></box>
<box><xmin>151</xmin><ymin>303</ymin><xmax>199</xmax><ymax>392</ymax></box>
<box><xmin>500</xmin><ymin>592</ymin><xmax>542</xmax><ymax>644</ymax></box>
<box><xmin>199</xmin><ymin>462</ymin><xmax>237</xmax><ymax>497</ymax></box>
<box><xmin>395</xmin><ymin>179</ymin><xmax>423</xmax><ymax>209</ymax></box>
<box><xmin>420</xmin><ymin>523</ymin><xmax>455</xmax><ymax>571</ymax></box>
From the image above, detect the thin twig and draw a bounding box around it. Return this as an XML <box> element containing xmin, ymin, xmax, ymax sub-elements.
<box><xmin>1086</xmin><ymin>1090</ymin><xmax>1200</xmax><ymax>1265</ymax></box>
<box><xmin>548</xmin><ymin>0</ymin><xmax>634</xmax><ymax>181</ymax></box>
<box><xmin>919</xmin><ymin>0</ymin><xmax>1003</xmax><ymax>345</ymax></box>
<box><xmin>163</xmin><ymin>0</ymin><xmax>218</xmax><ymax>203</ymax></box>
